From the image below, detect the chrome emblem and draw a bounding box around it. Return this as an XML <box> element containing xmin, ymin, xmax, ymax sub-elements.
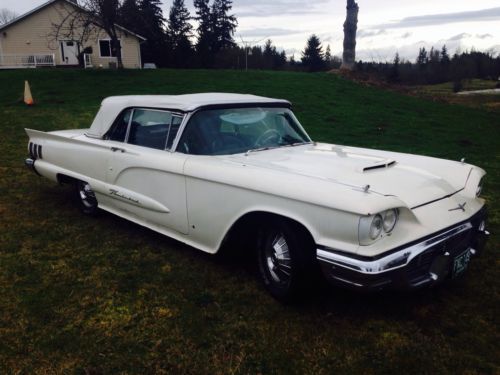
<box><xmin>449</xmin><ymin>202</ymin><xmax>466</xmax><ymax>212</ymax></box>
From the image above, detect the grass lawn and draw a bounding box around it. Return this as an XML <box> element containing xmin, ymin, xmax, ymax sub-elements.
<box><xmin>0</xmin><ymin>69</ymin><xmax>499</xmax><ymax>374</ymax></box>
<box><xmin>415</xmin><ymin>79</ymin><xmax>500</xmax><ymax>112</ymax></box>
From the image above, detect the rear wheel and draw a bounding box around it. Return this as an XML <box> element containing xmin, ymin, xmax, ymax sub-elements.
<box><xmin>74</xmin><ymin>180</ymin><xmax>98</xmax><ymax>215</ymax></box>
<box><xmin>257</xmin><ymin>220</ymin><xmax>315</xmax><ymax>302</ymax></box>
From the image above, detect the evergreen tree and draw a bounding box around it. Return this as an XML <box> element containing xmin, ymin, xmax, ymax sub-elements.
<box><xmin>119</xmin><ymin>0</ymin><xmax>141</xmax><ymax>32</ymax></box>
<box><xmin>440</xmin><ymin>45</ymin><xmax>450</xmax><ymax>65</ymax></box>
<box><xmin>167</xmin><ymin>0</ymin><xmax>193</xmax><ymax>67</ymax></box>
<box><xmin>429</xmin><ymin>47</ymin><xmax>440</xmax><ymax>63</ymax></box>
<box><xmin>389</xmin><ymin>52</ymin><xmax>400</xmax><ymax>82</ymax></box>
<box><xmin>301</xmin><ymin>34</ymin><xmax>325</xmax><ymax>72</ymax></box>
<box><xmin>263</xmin><ymin>39</ymin><xmax>274</xmax><ymax>69</ymax></box>
<box><xmin>194</xmin><ymin>0</ymin><xmax>214</xmax><ymax>67</ymax></box>
<box><xmin>138</xmin><ymin>0</ymin><xmax>167</xmax><ymax>66</ymax></box>
<box><xmin>275</xmin><ymin>50</ymin><xmax>287</xmax><ymax>69</ymax></box>
<box><xmin>325</xmin><ymin>44</ymin><xmax>332</xmax><ymax>68</ymax></box>
<box><xmin>167</xmin><ymin>0</ymin><xmax>192</xmax><ymax>47</ymax></box>
<box><xmin>416</xmin><ymin>47</ymin><xmax>428</xmax><ymax>67</ymax></box>
<box><xmin>211</xmin><ymin>0</ymin><xmax>237</xmax><ymax>51</ymax></box>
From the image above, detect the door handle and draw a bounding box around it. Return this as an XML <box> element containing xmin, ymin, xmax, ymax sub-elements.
<box><xmin>111</xmin><ymin>147</ymin><xmax>126</xmax><ymax>153</ymax></box>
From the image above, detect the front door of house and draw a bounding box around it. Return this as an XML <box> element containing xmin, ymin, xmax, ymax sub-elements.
<box><xmin>60</xmin><ymin>41</ymin><xmax>79</xmax><ymax>65</ymax></box>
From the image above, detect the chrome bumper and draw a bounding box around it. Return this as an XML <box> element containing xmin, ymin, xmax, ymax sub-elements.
<box><xmin>317</xmin><ymin>209</ymin><xmax>489</xmax><ymax>290</ymax></box>
<box><xmin>25</xmin><ymin>158</ymin><xmax>40</xmax><ymax>176</ymax></box>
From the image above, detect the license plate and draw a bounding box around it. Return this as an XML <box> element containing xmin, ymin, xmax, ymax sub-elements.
<box><xmin>452</xmin><ymin>249</ymin><xmax>471</xmax><ymax>278</ymax></box>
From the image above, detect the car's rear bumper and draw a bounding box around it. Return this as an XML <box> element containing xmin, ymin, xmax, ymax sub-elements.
<box><xmin>317</xmin><ymin>208</ymin><xmax>489</xmax><ymax>290</ymax></box>
<box><xmin>25</xmin><ymin>158</ymin><xmax>41</xmax><ymax>176</ymax></box>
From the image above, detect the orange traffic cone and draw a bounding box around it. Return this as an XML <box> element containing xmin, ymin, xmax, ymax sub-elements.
<box><xmin>24</xmin><ymin>80</ymin><xmax>34</xmax><ymax>106</ymax></box>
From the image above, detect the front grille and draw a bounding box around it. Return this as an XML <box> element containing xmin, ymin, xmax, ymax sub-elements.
<box><xmin>406</xmin><ymin>228</ymin><xmax>474</xmax><ymax>283</ymax></box>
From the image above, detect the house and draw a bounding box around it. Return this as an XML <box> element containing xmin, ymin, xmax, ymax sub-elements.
<box><xmin>0</xmin><ymin>0</ymin><xmax>146</xmax><ymax>69</ymax></box>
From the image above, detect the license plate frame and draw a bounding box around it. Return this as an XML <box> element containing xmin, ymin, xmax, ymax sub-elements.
<box><xmin>452</xmin><ymin>248</ymin><xmax>471</xmax><ymax>278</ymax></box>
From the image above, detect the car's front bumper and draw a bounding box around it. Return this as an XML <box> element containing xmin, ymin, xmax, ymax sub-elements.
<box><xmin>317</xmin><ymin>208</ymin><xmax>489</xmax><ymax>290</ymax></box>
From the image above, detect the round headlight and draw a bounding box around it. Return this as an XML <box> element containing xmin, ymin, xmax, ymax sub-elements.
<box><xmin>382</xmin><ymin>209</ymin><xmax>398</xmax><ymax>233</ymax></box>
<box><xmin>369</xmin><ymin>214</ymin><xmax>383</xmax><ymax>240</ymax></box>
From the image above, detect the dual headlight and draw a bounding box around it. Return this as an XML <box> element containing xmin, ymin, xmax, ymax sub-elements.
<box><xmin>359</xmin><ymin>208</ymin><xmax>399</xmax><ymax>245</ymax></box>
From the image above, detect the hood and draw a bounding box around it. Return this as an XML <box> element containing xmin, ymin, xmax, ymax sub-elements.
<box><xmin>226</xmin><ymin>143</ymin><xmax>472</xmax><ymax>209</ymax></box>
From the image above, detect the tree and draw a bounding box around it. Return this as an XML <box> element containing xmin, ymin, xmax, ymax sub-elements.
<box><xmin>440</xmin><ymin>45</ymin><xmax>450</xmax><ymax>65</ymax></box>
<box><xmin>194</xmin><ymin>0</ymin><xmax>214</xmax><ymax>67</ymax></box>
<box><xmin>138</xmin><ymin>0</ymin><xmax>167</xmax><ymax>66</ymax></box>
<box><xmin>416</xmin><ymin>47</ymin><xmax>428</xmax><ymax>68</ymax></box>
<box><xmin>211</xmin><ymin>0</ymin><xmax>237</xmax><ymax>51</ymax></box>
<box><xmin>167</xmin><ymin>0</ymin><xmax>193</xmax><ymax>67</ymax></box>
<box><xmin>302</xmin><ymin>34</ymin><xmax>325</xmax><ymax>72</ymax></box>
<box><xmin>340</xmin><ymin>0</ymin><xmax>359</xmax><ymax>70</ymax></box>
<box><xmin>119</xmin><ymin>0</ymin><xmax>140</xmax><ymax>31</ymax></box>
<box><xmin>325</xmin><ymin>44</ymin><xmax>332</xmax><ymax>68</ymax></box>
<box><xmin>167</xmin><ymin>0</ymin><xmax>192</xmax><ymax>47</ymax></box>
<box><xmin>0</xmin><ymin>8</ymin><xmax>17</xmax><ymax>25</ymax></box>
<box><xmin>389</xmin><ymin>52</ymin><xmax>400</xmax><ymax>83</ymax></box>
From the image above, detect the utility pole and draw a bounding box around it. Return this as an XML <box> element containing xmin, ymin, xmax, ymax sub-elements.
<box><xmin>238</xmin><ymin>35</ymin><xmax>267</xmax><ymax>72</ymax></box>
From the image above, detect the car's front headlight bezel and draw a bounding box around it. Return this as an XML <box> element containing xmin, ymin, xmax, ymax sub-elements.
<box><xmin>359</xmin><ymin>208</ymin><xmax>399</xmax><ymax>245</ymax></box>
<box><xmin>476</xmin><ymin>177</ymin><xmax>484</xmax><ymax>197</ymax></box>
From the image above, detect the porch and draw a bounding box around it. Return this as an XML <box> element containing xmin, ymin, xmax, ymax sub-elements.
<box><xmin>0</xmin><ymin>53</ymin><xmax>94</xmax><ymax>69</ymax></box>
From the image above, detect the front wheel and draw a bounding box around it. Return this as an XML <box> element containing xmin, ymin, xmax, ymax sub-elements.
<box><xmin>257</xmin><ymin>220</ymin><xmax>315</xmax><ymax>302</ymax></box>
<box><xmin>74</xmin><ymin>180</ymin><xmax>99</xmax><ymax>216</ymax></box>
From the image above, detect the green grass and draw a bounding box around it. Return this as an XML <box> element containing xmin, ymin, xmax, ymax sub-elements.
<box><xmin>415</xmin><ymin>79</ymin><xmax>500</xmax><ymax>112</ymax></box>
<box><xmin>0</xmin><ymin>69</ymin><xmax>499</xmax><ymax>374</ymax></box>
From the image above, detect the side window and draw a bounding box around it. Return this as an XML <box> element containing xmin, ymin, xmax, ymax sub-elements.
<box><xmin>107</xmin><ymin>109</ymin><xmax>132</xmax><ymax>142</ymax></box>
<box><xmin>128</xmin><ymin>109</ymin><xmax>173</xmax><ymax>150</ymax></box>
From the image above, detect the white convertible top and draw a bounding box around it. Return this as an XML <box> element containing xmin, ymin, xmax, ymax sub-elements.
<box><xmin>87</xmin><ymin>93</ymin><xmax>291</xmax><ymax>138</ymax></box>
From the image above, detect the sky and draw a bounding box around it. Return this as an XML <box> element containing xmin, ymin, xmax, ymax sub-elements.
<box><xmin>3</xmin><ymin>0</ymin><xmax>500</xmax><ymax>61</ymax></box>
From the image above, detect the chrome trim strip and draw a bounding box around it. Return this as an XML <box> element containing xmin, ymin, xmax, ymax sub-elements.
<box><xmin>317</xmin><ymin>222</ymin><xmax>473</xmax><ymax>275</ymax></box>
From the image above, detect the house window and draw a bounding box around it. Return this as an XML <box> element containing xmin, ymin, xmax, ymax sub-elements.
<box><xmin>99</xmin><ymin>39</ymin><xmax>120</xmax><ymax>57</ymax></box>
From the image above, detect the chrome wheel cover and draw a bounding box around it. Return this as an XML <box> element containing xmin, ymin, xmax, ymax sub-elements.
<box><xmin>78</xmin><ymin>182</ymin><xmax>96</xmax><ymax>209</ymax></box>
<box><xmin>265</xmin><ymin>232</ymin><xmax>292</xmax><ymax>284</ymax></box>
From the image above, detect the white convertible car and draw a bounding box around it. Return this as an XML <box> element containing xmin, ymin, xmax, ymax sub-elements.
<box><xmin>25</xmin><ymin>93</ymin><xmax>489</xmax><ymax>301</ymax></box>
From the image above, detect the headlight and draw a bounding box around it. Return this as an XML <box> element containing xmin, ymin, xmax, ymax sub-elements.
<box><xmin>359</xmin><ymin>209</ymin><xmax>400</xmax><ymax>245</ymax></box>
<box><xmin>476</xmin><ymin>178</ymin><xmax>484</xmax><ymax>197</ymax></box>
<box><xmin>382</xmin><ymin>209</ymin><xmax>398</xmax><ymax>233</ymax></box>
<box><xmin>369</xmin><ymin>214</ymin><xmax>383</xmax><ymax>239</ymax></box>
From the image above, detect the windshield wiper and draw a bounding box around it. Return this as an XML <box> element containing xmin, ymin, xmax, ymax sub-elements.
<box><xmin>282</xmin><ymin>141</ymin><xmax>313</xmax><ymax>147</ymax></box>
<box><xmin>245</xmin><ymin>146</ymin><xmax>281</xmax><ymax>155</ymax></box>
<box><xmin>245</xmin><ymin>141</ymin><xmax>312</xmax><ymax>155</ymax></box>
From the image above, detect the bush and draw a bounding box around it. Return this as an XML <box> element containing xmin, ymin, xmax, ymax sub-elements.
<box><xmin>453</xmin><ymin>80</ymin><xmax>463</xmax><ymax>93</ymax></box>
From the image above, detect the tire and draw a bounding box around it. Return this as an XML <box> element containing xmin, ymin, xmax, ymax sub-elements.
<box><xmin>256</xmin><ymin>219</ymin><xmax>315</xmax><ymax>302</ymax></box>
<box><xmin>74</xmin><ymin>180</ymin><xmax>99</xmax><ymax>216</ymax></box>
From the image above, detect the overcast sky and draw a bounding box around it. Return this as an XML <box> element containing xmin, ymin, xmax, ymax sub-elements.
<box><xmin>3</xmin><ymin>0</ymin><xmax>500</xmax><ymax>61</ymax></box>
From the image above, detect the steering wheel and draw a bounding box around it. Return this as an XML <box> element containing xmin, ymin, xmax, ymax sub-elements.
<box><xmin>255</xmin><ymin>129</ymin><xmax>281</xmax><ymax>147</ymax></box>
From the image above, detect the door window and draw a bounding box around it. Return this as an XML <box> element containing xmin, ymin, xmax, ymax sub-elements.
<box><xmin>128</xmin><ymin>109</ymin><xmax>173</xmax><ymax>150</ymax></box>
<box><xmin>106</xmin><ymin>108</ymin><xmax>183</xmax><ymax>151</ymax></box>
<box><xmin>107</xmin><ymin>109</ymin><xmax>133</xmax><ymax>142</ymax></box>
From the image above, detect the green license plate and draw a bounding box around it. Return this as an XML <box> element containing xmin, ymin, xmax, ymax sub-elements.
<box><xmin>452</xmin><ymin>249</ymin><xmax>471</xmax><ymax>278</ymax></box>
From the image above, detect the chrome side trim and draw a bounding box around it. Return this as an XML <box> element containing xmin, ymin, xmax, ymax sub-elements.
<box><xmin>317</xmin><ymin>222</ymin><xmax>473</xmax><ymax>275</ymax></box>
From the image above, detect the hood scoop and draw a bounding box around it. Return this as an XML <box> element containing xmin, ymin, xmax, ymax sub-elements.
<box><xmin>362</xmin><ymin>159</ymin><xmax>396</xmax><ymax>172</ymax></box>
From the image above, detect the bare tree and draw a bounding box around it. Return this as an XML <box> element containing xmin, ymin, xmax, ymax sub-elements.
<box><xmin>340</xmin><ymin>0</ymin><xmax>358</xmax><ymax>70</ymax></box>
<box><xmin>50</xmin><ymin>0</ymin><xmax>125</xmax><ymax>68</ymax></box>
<box><xmin>0</xmin><ymin>8</ymin><xmax>18</xmax><ymax>25</ymax></box>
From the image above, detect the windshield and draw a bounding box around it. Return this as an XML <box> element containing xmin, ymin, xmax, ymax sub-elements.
<box><xmin>177</xmin><ymin>107</ymin><xmax>311</xmax><ymax>155</ymax></box>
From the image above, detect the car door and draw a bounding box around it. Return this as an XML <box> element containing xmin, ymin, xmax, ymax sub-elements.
<box><xmin>104</xmin><ymin>108</ymin><xmax>189</xmax><ymax>234</ymax></box>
